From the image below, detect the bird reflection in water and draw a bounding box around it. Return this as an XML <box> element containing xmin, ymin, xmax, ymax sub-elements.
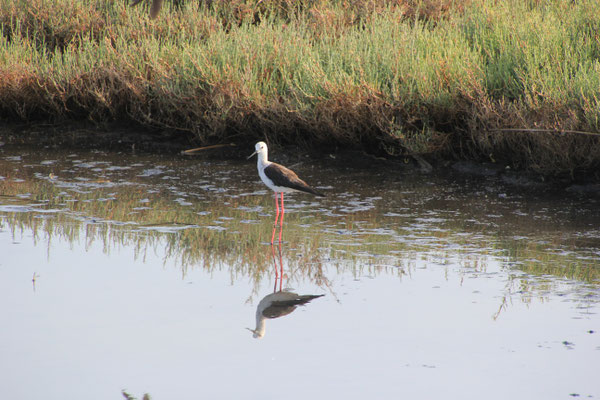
<box><xmin>247</xmin><ymin>245</ymin><xmax>324</xmax><ymax>339</ymax></box>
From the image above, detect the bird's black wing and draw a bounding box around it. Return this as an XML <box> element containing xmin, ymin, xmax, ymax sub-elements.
<box><xmin>264</xmin><ymin>163</ymin><xmax>325</xmax><ymax>196</ymax></box>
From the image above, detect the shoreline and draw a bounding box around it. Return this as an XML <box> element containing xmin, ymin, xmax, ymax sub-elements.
<box><xmin>2</xmin><ymin>123</ymin><xmax>599</xmax><ymax>193</ymax></box>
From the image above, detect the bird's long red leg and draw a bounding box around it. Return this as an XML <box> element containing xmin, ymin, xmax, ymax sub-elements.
<box><xmin>271</xmin><ymin>193</ymin><xmax>280</xmax><ymax>245</ymax></box>
<box><xmin>278</xmin><ymin>192</ymin><xmax>285</xmax><ymax>244</ymax></box>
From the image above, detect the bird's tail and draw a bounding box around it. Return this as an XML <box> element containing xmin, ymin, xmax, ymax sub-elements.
<box><xmin>302</xmin><ymin>186</ymin><xmax>325</xmax><ymax>197</ymax></box>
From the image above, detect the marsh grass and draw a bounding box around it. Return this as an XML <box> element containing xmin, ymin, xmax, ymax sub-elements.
<box><xmin>1</xmin><ymin>0</ymin><xmax>600</xmax><ymax>176</ymax></box>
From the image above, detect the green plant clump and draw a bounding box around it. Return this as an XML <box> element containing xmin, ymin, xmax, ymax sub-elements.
<box><xmin>1</xmin><ymin>0</ymin><xmax>599</xmax><ymax>177</ymax></box>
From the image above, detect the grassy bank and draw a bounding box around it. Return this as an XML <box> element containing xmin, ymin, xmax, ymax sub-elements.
<box><xmin>1</xmin><ymin>0</ymin><xmax>600</xmax><ymax>177</ymax></box>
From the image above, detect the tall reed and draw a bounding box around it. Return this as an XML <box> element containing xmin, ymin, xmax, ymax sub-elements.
<box><xmin>1</xmin><ymin>0</ymin><xmax>599</xmax><ymax>176</ymax></box>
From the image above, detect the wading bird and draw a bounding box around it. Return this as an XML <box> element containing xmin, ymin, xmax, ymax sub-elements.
<box><xmin>248</xmin><ymin>141</ymin><xmax>325</xmax><ymax>244</ymax></box>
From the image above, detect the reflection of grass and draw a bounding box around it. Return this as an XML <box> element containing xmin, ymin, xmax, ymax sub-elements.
<box><xmin>496</xmin><ymin>238</ymin><xmax>600</xmax><ymax>283</ymax></box>
<box><xmin>0</xmin><ymin>168</ymin><xmax>598</xmax><ymax>297</ymax></box>
<box><xmin>0</xmin><ymin>176</ymin><xmax>335</xmax><ymax>287</ymax></box>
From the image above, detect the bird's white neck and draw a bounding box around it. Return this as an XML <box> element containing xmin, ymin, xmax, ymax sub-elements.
<box><xmin>256</xmin><ymin>150</ymin><xmax>270</xmax><ymax>170</ymax></box>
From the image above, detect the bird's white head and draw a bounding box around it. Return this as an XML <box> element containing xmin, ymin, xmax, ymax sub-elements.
<box><xmin>247</xmin><ymin>141</ymin><xmax>268</xmax><ymax>162</ymax></box>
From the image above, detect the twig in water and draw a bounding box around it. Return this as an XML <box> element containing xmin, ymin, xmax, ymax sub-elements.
<box><xmin>182</xmin><ymin>143</ymin><xmax>236</xmax><ymax>154</ymax></box>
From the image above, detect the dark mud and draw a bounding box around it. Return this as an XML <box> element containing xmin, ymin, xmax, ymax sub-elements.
<box><xmin>2</xmin><ymin>124</ymin><xmax>600</xmax><ymax>193</ymax></box>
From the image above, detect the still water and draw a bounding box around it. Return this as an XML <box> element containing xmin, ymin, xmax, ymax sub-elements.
<box><xmin>0</xmin><ymin>145</ymin><xmax>598</xmax><ymax>400</ymax></box>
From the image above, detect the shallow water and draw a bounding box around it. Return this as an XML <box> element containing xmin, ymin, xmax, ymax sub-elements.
<box><xmin>0</xmin><ymin>145</ymin><xmax>599</xmax><ymax>400</ymax></box>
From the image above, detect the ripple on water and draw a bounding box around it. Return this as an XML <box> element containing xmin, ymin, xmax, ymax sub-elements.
<box><xmin>137</xmin><ymin>167</ymin><xmax>167</xmax><ymax>177</ymax></box>
<box><xmin>136</xmin><ymin>224</ymin><xmax>198</xmax><ymax>233</ymax></box>
<box><xmin>174</xmin><ymin>198</ymin><xmax>192</xmax><ymax>206</ymax></box>
<box><xmin>204</xmin><ymin>225</ymin><xmax>226</xmax><ymax>231</ymax></box>
<box><xmin>236</xmin><ymin>205</ymin><xmax>263</xmax><ymax>213</ymax></box>
<box><xmin>0</xmin><ymin>205</ymin><xmax>37</xmax><ymax>213</ymax></box>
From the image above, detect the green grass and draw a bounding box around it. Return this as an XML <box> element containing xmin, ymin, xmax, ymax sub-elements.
<box><xmin>1</xmin><ymin>0</ymin><xmax>600</xmax><ymax>176</ymax></box>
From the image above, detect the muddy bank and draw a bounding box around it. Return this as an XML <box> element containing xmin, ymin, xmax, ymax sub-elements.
<box><xmin>2</xmin><ymin>123</ymin><xmax>599</xmax><ymax>193</ymax></box>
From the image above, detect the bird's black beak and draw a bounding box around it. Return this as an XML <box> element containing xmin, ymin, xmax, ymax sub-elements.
<box><xmin>247</xmin><ymin>150</ymin><xmax>258</xmax><ymax>160</ymax></box>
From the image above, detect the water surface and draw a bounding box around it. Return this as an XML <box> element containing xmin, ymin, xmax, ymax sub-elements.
<box><xmin>1</xmin><ymin>145</ymin><xmax>598</xmax><ymax>400</ymax></box>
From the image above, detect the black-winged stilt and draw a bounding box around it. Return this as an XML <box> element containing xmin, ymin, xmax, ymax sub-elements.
<box><xmin>248</xmin><ymin>141</ymin><xmax>325</xmax><ymax>244</ymax></box>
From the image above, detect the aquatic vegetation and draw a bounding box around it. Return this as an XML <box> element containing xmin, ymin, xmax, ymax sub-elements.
<box><xmin>1</xmin><ymin>0</ymin><xmax>600</xmax><ymax>176</ymax></box>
